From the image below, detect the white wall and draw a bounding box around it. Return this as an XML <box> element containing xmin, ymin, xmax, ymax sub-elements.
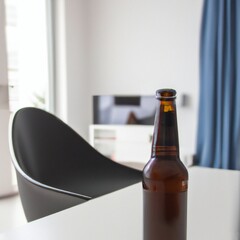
<box><xmin>54</xmin><ymin>0</ymin><xmax>90</xmax><ymax>138</ymax></box>
<box><xmin>56</xmin><ymin>0</ymin><xmax>203</xmax><ymax>154</ymax></box>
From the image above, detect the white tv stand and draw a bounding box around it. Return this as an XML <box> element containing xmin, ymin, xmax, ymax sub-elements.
<box><xmin>89</xmin><ymin>124</ymin><xmax>193</xmax><ymax>170</ymax></box>
<box><xmin>89</xmin><ymin>124</ymin><xmax>153</xmax><ymax>169</ymax></box>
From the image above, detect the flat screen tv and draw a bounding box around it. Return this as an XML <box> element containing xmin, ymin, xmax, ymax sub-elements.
<box><xmin>93</xmin><ymin>95</ymin><xmax>156</xmax><ymax>125</ymax></box>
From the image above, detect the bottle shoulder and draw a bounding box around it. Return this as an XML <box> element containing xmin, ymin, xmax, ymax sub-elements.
<box><xmin>143</xmin><ymin>157</ymin><xmax>188</xmax><ymax>181</ymax></box>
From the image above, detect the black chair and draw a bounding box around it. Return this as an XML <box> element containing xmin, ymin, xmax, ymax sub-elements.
<box><xmin>9</xmin><ymin>107</ymin><xmax>142</xmax><ymax>221</ymax></box>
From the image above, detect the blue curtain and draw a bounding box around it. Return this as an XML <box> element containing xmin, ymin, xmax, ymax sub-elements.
<box><xmin>196</xmin><ymin>0</ymin><xmax>240</xmax><ymax>170</ymax></box>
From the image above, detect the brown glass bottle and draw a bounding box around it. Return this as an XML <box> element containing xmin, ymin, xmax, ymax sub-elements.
<box><xmin>143</xmin><ymin>89</ymin><xmax>188</xmax><ymax>240</ymax></box>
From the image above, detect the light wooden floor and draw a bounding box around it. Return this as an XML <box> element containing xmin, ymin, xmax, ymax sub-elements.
<box><xmin>0</xmin><ymin>193</ymin><xmax>26</xmax><ymax>233</ymax></box>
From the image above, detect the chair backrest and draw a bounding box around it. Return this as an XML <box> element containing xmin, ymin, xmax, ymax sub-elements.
<box><xmin>9</xmin><ymin>107</ymin><xmax>142</xmax><ymax>221</ymax></box>
<box><xmin>10</xmin><ymin>107</ymin><xmax>142</xmax><ymax>197</ymax></box>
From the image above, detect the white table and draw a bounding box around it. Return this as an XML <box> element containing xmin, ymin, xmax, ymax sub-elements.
<box><xmin>0</xmin><ymin>167</ymin><xmax>239</xmax><ymax>240</ymax></box>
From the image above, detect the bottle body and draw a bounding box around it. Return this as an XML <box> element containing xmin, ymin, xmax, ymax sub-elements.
<box><xmin>143</xmin><ymin>89</ymin><xmax>188</xmax><ymax>240</ymax></box>
<box><xmin>143</xmin><ymin>157</ymin><xmax>188</xmax><ymax>240</ymax></box>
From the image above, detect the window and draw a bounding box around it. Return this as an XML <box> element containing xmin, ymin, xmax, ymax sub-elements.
<box><xmin>5</xmin><ymin>0</ymin><xmax>51</xmax><ymax>111</ymax></box>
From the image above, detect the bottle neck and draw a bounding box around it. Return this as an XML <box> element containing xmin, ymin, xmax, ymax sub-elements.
<box><xmin>151</xmin><ymin>99</ymin><xmax>179</xmax><ymax>158</ymax></box>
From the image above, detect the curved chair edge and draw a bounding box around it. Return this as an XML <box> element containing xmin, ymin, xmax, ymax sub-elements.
<box><xmin>16</xmin><ymin>171</ymin><xmax>88</xmax><ymax>222</ymax></box>
<box><xmin>8</xmin><ymin>109</ymin><xmax>92</xmax><ymax>201</ymax></box>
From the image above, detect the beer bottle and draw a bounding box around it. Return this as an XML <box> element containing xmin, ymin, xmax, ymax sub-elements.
<box><xmin>143</xmin><ymin>89</ymin><xmax>188</xmax><ymax>240</ymax></box>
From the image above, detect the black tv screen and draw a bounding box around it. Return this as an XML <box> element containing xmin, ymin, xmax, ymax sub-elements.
<box><xmin>93</xmin><ymin>95</ymin><xmax>156</xmax><ymax>125</ymax></box>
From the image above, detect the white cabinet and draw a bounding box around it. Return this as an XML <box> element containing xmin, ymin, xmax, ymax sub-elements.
<box><xmin>89</xmin><ymin>125</ymin><xmax>153</xmax><ymax>169</ymax></box>
<box><xmin>89</xmin><ymin>124</ymin><xmax>193</xmax><ymax>169</ymax></box>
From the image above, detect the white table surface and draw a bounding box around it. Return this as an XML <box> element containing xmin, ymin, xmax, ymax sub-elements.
<box><xmin>0</xmin><ymin>166</ymin><xmax>239</xmax><ymax>240</ymax></box>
